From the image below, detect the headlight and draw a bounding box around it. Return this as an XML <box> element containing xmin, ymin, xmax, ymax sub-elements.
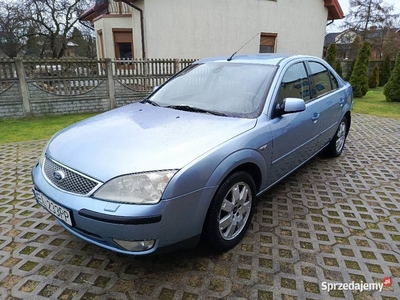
<box><xmin>93</xmin><ymin>170</ymin><xmax>178</xmax><ymax>204</ymax></box>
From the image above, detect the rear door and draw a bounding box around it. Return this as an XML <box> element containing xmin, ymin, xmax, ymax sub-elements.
<box><xmin>306</xmin><ymin>61</ymin><xmax>343</xmax><ymax>150</ymax></box>
<box><xmin>266</xmin><ymin>61</ymin><xmax>322</xmax><ymax>186</ymax></box>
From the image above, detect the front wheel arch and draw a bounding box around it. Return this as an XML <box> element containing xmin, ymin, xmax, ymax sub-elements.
<box><xmin>202</xmin><ymin>171</ymin><xmax>257</xmax><ymax>251</ymax></box>
<box><xmin>205</xmin><ymin>149</ymin><xmax>267</xmax><ymax>194</ymax></box>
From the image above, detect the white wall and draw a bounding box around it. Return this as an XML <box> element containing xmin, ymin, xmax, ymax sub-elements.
<box><xmin>94</xmin><ymin>16</ymin><xmax>138</xmax><ymax>59</ymax></box>
<box><xmin>143</xmin><ymin>0</ymin><xmax>328</xmax><ymax>58</ymax></box>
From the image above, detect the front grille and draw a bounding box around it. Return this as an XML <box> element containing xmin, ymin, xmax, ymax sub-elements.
<box><xmin>43</xmin><ymin>158</ymin><xmax>100</xmax><ymax>195</ymax></box>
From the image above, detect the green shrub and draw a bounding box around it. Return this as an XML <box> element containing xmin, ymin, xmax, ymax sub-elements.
<box><xmin>350</xmin><ymin>42</ymin><xmax>371</xmax><ymax>97</ymax></box>
<box><xmin>380</xmin><ymin>55</ymin><xmax>391</xmax><ymax>86</ymax></box>
<box><xmin>325</xmin><ymin>43</ymin><xmax>337</xmax><ymax>69</ymax></box>
<box><xmin>346</xmin><ymin>58</ymin><xmax>357</xmax><ymax>81</ymax></box>
<box><xmin>335</xmin><ymin>60</ymin><xmax>343</xmax><ymax>78</ymax></box>
<box><xmin>383</xmin><ymin>52</ymin><xmax>400</xmax><ymax>102</ymax></box>
<box><xmin>368</xmin><ymin>63</ymin><xmax>379</xmax><ymax>88</ymax></box>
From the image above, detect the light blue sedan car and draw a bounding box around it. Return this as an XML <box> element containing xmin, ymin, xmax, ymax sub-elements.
<box><xmin>31</xmin><ymin>54</ymin><xmax>353</xmax><ymax>255</ymax></box>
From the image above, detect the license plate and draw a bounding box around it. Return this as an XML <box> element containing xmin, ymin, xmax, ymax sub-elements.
<box><xmin>33</xmin><ymin>189</ymin><xmax>73</xmax><ymax>226</ymax></box>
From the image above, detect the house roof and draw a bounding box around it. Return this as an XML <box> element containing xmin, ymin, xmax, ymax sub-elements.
<box><xmin>80</xmin><ymin>0</ymin><xmax>345</xmax><ymax>22</ymax></box>
<box><xmin>324</xmin><ymin>0</ymin><xmax>344</xmax><ymax>20</ymax></box>
<box><xmin>67</xmin><ymin>42</ymin><xmax>78</xmax><ymax>47</ymax></box>
<box><xmin>325</xmin><ymin>27</ymin><xmax>400</xmax><ymax>49</ymax></box>
<box><xmin>80</xmin><ymin>0</ymin><xmax>108</xmax><ymax>22</ymax></box>
<box><xmin>324</xmin><ymin>32</ymin><xmax>340</xmax><ymax>47</ymax></box>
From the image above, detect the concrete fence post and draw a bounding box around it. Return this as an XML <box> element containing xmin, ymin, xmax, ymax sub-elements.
<box><xmin>15</xmin><ymin>58</ymin><xmax>31</xmax><ymax>117</ymax></box>
<box><xmin>106</xmin><ymin>58</ymin><xmax>116</xmax><ymax>109</ymax></box>
<box><xmin>173</xmin><ymin>59</ymin><xmax>180</xmax><ymax>74</ymax></box>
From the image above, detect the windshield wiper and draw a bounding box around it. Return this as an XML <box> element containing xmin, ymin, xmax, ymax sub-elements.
<box><xmin>165</xmin><ymin>105</ymin><xmax>227</xmax><ymax>116</ymax></box>
<box><xmin>140</xmin><ymin>98</ymin><xmax>160</xmax><ymax>106</ymax></box>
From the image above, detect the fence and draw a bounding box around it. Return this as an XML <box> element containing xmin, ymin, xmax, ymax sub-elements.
<box><xmin>0</xmin><ymin>58</ymin><xmax>196</xmax><ymax>118</ymax></box>
<box><xmin>338</xmin><ymin>59</ymin><xmax>395</xmax><ymax>80</ymax></box>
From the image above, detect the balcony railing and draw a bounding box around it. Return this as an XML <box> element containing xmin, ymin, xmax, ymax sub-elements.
<box><xmin>108</xmin><ymin>1</ymin><xmax>132</xmax><ymax>14</ymax></box>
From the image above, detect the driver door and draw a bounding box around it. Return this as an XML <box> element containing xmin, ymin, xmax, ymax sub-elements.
<box><xmin>266</xmin><ymin>62</ymin><xmax>322</xmax><ymax>186</ymax></box>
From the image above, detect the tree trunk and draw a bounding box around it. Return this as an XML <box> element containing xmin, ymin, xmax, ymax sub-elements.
<box><xmin>361</xmin><ymin>0</ymin><xmax>373</xmax><ymax>41</ymax></box>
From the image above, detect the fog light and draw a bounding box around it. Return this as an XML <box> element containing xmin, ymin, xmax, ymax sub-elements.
<box><xmin>113</xmin><ymin>239</ymin><xmax>155</xmax><ymax>251</ymax></box>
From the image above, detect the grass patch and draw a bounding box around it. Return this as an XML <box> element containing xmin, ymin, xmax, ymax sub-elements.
<box><xmin>353</xmin><ymin>87</ymin><xmax>400</xmax><ymax>119</ymax></box>
<box><xmin>0</xmin><ymin>113</ymin><xmax>98</xmax><ymax>144</ymax></box>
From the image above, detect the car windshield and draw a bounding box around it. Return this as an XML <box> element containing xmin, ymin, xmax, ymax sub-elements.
<box><xmin>148</xmin><ymin>62</ymin><xmax>276</xmax><ymax>118</ymax></box>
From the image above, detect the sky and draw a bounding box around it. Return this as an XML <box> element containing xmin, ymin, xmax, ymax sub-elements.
<box><xmin>327</xmin><ymin>0</ymin><xmax>400</xmax><ymax>32</ymax></box>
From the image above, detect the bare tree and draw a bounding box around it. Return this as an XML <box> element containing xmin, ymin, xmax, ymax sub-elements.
<box><xmin>382</xmin><ymin>28</ymin><xmax>400</xmax><ymax>59</ymax></box>
<box><xmin>22</xmin><ymin>0</ymin><xmax>90</xmax><ymax>58</ymax></box>
<box><xmin>0</xmin><ymin>0</ymin><xmax>28</xmax><ymax>57</ymax></box>
<box><xmin>344</xmin><ymin>0</ymin><xmax>398</xmax><ymax>41</ymax></box>
<box><xmin>1</xmin><ymin>0</ymin><xmax>91</xmax><ymax>58</ymax></box>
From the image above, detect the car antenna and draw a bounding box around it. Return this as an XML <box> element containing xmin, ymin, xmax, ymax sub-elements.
<box><xmin>227</xmin><ymin>33</ymin><xmax>259</xmax><ymax>61</ymax></box>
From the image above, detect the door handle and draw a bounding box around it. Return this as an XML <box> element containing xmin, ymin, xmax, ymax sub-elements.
<box><xmin>339</xmin><ymin>98</ymin><xmax>345</xmax><ymax>107</ymax></box>
<box><xmin>311</xmin><ymin>113</ymin><xmax>320</xmax><ymax>123</ymax></box>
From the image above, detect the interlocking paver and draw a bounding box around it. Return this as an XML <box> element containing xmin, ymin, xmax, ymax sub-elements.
<box><xmin>1</xmin><ymin>113</ymin><xmax>400</xmax><ymax>299</ymax></box>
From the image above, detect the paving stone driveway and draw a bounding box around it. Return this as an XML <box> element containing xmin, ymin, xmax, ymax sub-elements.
<box><xmin>0</xmin><ymin>113</ymin><xmax>399</xmax><ymax>300</ymax></box>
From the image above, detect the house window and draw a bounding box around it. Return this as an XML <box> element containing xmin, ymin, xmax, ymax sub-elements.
<box><xmin>116</xmin><ymin>43</ymin><xmax>132</xmax><ymax>59</ymax></box>
<box><xmin>113</xmin><ymin>29</ymin><xmax>133</xmax><ymax>59</ymax></box>
<box><xmin>260</xmin><ymin>33</ymin><xmax>277</xmax><ymax>53</ymax></box>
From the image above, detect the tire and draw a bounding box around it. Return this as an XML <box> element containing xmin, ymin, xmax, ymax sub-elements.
<box><xmin>203</xmin><ymin>171</ymin><xmax>256</xmax><ymax>252</ymax></box>
<box><xmin>324</xmin><ymin>116</ymin><xmax>348</xmax><ymax>157</ymax></box>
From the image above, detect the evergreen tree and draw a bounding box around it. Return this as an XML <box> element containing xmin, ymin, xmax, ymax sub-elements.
<box><xmin>70</xmin><ymin>28</ymin><xmax>87</xmax><ymax>57</ymax></box>
<box><xmin>368</xmin><ymin>63</ymin><xmax>379</xmax><ymax>88</ymax></box>
<box><xmin>335</xmin><ymin>60</ymin><xmax>343</xmax><ymax>78</ymax></box>
<box><xmin>350</xmin><ymin>42</ymin><xmax>371</xmax><ymax>97</ymax></box>
<box><xmin>383</xmin><ymin>51</ymin><xmax>400</xmax><ymax>102</ymax></box>
<box><xmin>326</xmin><ymin>43</ymin><xmax>337</xmax><ymax>69</ymax></box>
<box><xmin>346</xmin><ymin>58</ymin><xmax>357</xmax><ymax>81</ymax></box>
<box><xmin>349</xmin><ymin>35</ymin><xmax>361</xmax><ymax>60</ymax></box>
<box><xmin>380</xmin><ymin>55</ymin><xmax>391</xmax><ymax>86</ymax></box>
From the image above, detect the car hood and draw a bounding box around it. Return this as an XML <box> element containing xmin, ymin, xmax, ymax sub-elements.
<box><xmin>46</xmin><ymin>103</ymin><xmax>256</xmax><ymax>182</ymax></box>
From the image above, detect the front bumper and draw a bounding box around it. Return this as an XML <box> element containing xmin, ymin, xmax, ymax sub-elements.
<box><xmin>31</xmin><ymin>163</ymin><xmax>216</xmax><ymax>255</ymax></box>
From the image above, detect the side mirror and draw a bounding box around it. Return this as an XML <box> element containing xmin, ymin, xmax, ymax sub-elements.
<box><xmin>278</xmin><ymin>98</ymin><xmax>306</xmax><ymax>115</ymax></box>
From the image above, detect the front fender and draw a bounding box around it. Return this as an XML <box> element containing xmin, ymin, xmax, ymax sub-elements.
<box><xmin>189</xmin><ymin>149</ymin><xmax>268</xmax><ymax>237</ymax></box>
<box><xmin>205</xmin><ymin>149</ymin><xmax>267</xmax><ymax>189</ymax></box>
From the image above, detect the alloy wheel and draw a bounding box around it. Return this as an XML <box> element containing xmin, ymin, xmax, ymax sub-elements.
<box><xmin>335</xmin><ymin>121</ymin><xmax>347</xmax><ymax>153</ymax></box>
<box><xmin>218</xmin><ymin>182</ymin><xmax>252</xmax><ymax>240</ymax></box>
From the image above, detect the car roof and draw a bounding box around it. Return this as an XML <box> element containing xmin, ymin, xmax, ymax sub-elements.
<box><xmin>195</xmin><ymin>54</ymin><xmax>310</xmax><ymax>66</ymax></box>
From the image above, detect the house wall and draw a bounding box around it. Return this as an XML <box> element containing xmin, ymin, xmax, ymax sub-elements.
<box><xmin>142</xmin><ymin>0</ymin><xmax>328</xmax><ymax>58</ymax></box>
<box><xmin>94</xmin><ymin>14</ymin><xmax>144</xmax><ymax>59</ymax></box>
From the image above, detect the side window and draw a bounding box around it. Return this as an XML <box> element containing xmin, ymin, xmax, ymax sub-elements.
<box><xmin>330</xmin><ymin>71</ymin><xmax>339</xmax><ymax>90</ymax></box>
<box><xmin>277</xmin><ymin>62</ymin><xmax>310</xmax><ymax>105</ymax></box>
<box><xmin>308</xmin><ymin>62</ymin><xmax>333</xmax><ymax>97</ymax></box>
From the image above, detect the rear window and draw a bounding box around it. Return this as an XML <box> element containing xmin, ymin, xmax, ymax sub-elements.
<box><xmin>308</xmin><ymin>62</ymin><xmax>333</xmax><ymax>97</ymax></box>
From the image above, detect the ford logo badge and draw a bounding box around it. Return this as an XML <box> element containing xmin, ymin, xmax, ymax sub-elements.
<box><xmin>53</xmin><ymin>170</ymin><xmax>65</xmax><ymax>181</ymax></box>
